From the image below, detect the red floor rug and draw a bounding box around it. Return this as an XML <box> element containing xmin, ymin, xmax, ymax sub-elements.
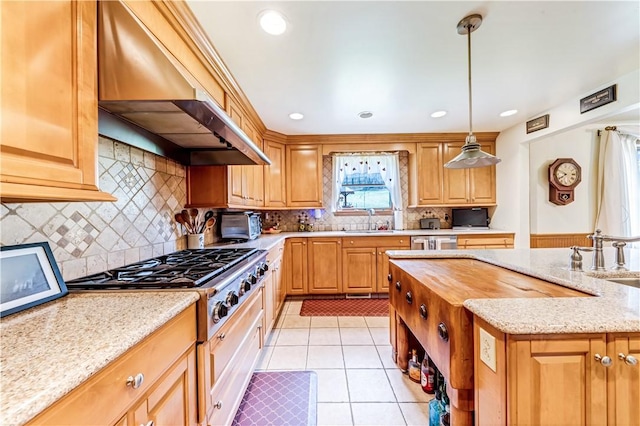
<box><xmin>300</xmin><ymin>298</ymin><xmax>389</xmax><ymax>316</ymax></box>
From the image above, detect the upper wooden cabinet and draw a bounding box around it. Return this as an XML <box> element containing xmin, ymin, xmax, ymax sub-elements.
<box><xmin>263</xmin><ymin>139</ymin><xmax>287</xmax><ymax>208</ymax></box>
<box><xmin>443</xmin><ymin>141</ymin><xmax>496</xmax><ymax>205</ymax></box>
<box><xmin>286</xmin><ymin>145</ymin><xmax>323</xmax><ymax>208</ymax></box>
<box><xmin>416</xmin><ymin>143</ymin><xmax>445</xmax><ymax>205</ymax></box>
<box><xmin>0</xmin><ymin>1</ymin><xmax>115</xmax><ymax>202</ymax></box>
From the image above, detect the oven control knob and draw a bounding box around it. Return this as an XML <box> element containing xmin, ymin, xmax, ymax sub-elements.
<box><xmin>211</xmin><ymin>301</ymin><xmax>228</xmax><ymax>323</ymax></box>
<box><xmin>248</xmin><ymin>273</ymin><xmax>258</xmax><ymax>285</ymax></box>
<box><xmin>405</xmin><ymin>291</ymin><xmax>413</xmax><ymax>305</ymax></box>
<box><xmin>438</xmin><ymin>322</ymin><xmax>449</xmax><ymax>342</ymax></box>
<box><xmin>226</xmin><ymin>291</ymin><xmax>239</xmax><ymax>306</ymax></box>
<box><xmin>243</xmin><ymin>280</ymin><xmax>252</xmax><ymax>292</ymax></box>
<box><xmin>258</xmin><ymin>263</ymin><xmax>269</xmax><ymax>276</ymax></box>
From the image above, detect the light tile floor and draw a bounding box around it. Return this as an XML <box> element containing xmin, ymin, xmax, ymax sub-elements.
<box><xmin>255</xmin><ymin>299</ymin><xmax>434</xmax><ymax>426</ymax></box>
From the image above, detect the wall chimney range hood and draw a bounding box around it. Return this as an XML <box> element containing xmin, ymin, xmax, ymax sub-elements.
<box><xmin>98</xmin><ymin>1</ymin><xmax>270</xmax><ymax>166</ymax></box>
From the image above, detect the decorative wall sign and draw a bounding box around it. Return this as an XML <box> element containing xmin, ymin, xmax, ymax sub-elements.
<box><xmin>580</xmin><ymin>84</ymin><xmax>617</xmax><ymax>114</ymax></box>
<box><xmin>0</xmin><ymin>242</ymin><xmax>68</xmax><ymax>317</ymax></box>
<box><xmin>526</xmin><ymin>114</ymin><xmax>550</xmax><ymax>134</ymax></box>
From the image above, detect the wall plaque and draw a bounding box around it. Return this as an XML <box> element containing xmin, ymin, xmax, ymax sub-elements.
<box><xmin>580</xmin><ymin>84</ymin><xmax>617</xmax><ymax>114</ymax></box>
<box><xmin>526</xmin><ymin>114</ymin><xmax>550</xmax><ymax>134</ymax></box>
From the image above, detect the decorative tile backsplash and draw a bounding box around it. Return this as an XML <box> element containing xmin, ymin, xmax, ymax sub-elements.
<box><xmin>0</xmin><ymin>137</ymin><xmax>194</xmax><ymax>281</ymax></box>
<box><xmin>1</xmin><ymin>141</ymin><xmax>451</xmax><ymax>281</ymax></box>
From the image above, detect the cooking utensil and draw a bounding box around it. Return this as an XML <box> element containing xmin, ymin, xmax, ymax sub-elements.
<box><xmin>189</xmin><ymin>208</ymin><xmax>199</xmax><ymax>230</ymax></box>
<box><xmin>174</xmin><ymin>212</ymin><xmax>192</xmax><ymax>234</ymax></box>
<box><xmin>199</xmin><ymin>210</ymin><xmax>214</xmax><ymax>233</ymax></box>
<box><xmin>204</xmin><ymin>217</ymin><xmax>216</xmax><ymax>232</ymax></box>
<box><xmin>181</xmin><ymin>210</ymin><xmax>193</xmax><ymax>232</ymax></box>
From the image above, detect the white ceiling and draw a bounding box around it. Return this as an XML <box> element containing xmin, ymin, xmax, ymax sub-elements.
<box><xmin>187</xmin><ymin>1</ymin><xmax>640</xmax><ymax>135</ymax></box>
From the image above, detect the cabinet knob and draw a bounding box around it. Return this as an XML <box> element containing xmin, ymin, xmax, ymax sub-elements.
<box><xmin>400</xmin><ymin>240</ymin><xmax>404</xmax><ymax>243</ymax></box>
<box><xmin>214</xmin><ymin>400</ymin><xmax>223</xmax><ymax>410</ymax></box>
<box><xmin>379</xmin><ymin>251</ymin><xmax>383</xmax><ymax>255</ymax></box>
<box><xmin>140</xmin><ymin>421</ymin><xmax>154</xmax><ymax>426</ymax></box>
<box><xmin>594</xmin><ymin>354</ymin><xmax>612</xmax><ymax>367</ymax></box>
<box><xmin>350</xmin><ymin>240</ymin><xmax>354</xmax><ymax>244</ymax></box>
<box><xmin>438</xmin><ymin>323</ymin><xmax>449</xmax><ymax>342</ymax></box>
<box><xmin>372</xmin><ymin>251</ymin><xmax>376</xmax><ymax>255</ymax></box>
<box><xmin>395</xmin><ymin>281</ymin><xmax>401</xmax><ymax>291</ymax></box>
<box><xmin>126</xmin><ymin>373</ymin><xmax>144</xmax><ymax>389</ymax></box>
<box><xmin>419</xmin><ymin>304</ymin><xmax>428</xmax><ymax>320</ymax></box>
<box><xmin>218</xmin><ymin>333</ymin><xmax>226</xmax><ymax>341</ymax></box>
<box><xmin>618</xmin><ymin>353</ymin><xmax>638</xmax><ymax>366</ymax></box>
<box><xmin>405</xmin><ymin>291</ymin><xmax>413</xmax><ymax>305</ymax></box>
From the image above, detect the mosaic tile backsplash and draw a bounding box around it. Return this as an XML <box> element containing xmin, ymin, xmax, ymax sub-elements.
<box><xmin>1</xmin><ymin>141</ymin><xmax>451</xmax><ymax>281</ymax></box>
<box><xmin>0</xmin><ymin>137</ymin><xmax>193</xmax><ymax>281</ymax></box>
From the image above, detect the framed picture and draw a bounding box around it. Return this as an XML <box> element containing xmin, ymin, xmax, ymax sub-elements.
<box><xmin>526</xmin><ymin>114</ymin><xmax>550</xmax><ymax>134</ymax></box>
<box><xmin>580</xmin><ymin>84</ymin><xmax>617</xmax><ymax>114</ymax></box>
<box><xmin>1</xmin><ymin>242</ymin><xmax>68</xmax><ymax>318</ymax></box>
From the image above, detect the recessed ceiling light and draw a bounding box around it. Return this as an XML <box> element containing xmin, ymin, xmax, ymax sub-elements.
<box><xmin>430</xmin><ymin>110</ymin><xmax>447</xmax><ymax>118</ymax></box>
<box><xmin>358</xmin><ymin>111</ymin><xmax>373</xmax><ymax>119</ymax></box>
<box><xmin>500</xmin><ymin>109</ymin><xmax>518</xmax><ymax>117</ymax></box>
<box><xmin>259</xmin><ymin>10</ymin><xmax>287</xmax><ymax>35</ymax></box>
<box><xmin>288</xmin><ymin>112</ymin><xmax>304</xmax><ymax>120</ymax></box>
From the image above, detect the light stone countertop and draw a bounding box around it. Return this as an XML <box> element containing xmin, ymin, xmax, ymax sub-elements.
<box><xmin>0</xmin><ymin>291</ymin><xmax>200</xmax><ymax>426</ymax></box>
<box><xmin>386</xmin><ymin>248</ymin><xmax>640</xmax><ymax>335</ymax></box>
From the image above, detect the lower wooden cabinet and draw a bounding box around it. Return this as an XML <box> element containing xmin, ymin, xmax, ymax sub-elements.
<box><xmin>284</xmin><ymin>238</ymin><xmax>308</xmax><ymax>294</ymax></box>
<box><xmin>474</xmin><ymin>317</ymin><xmax>640</xmax><ymax>426</ymax></box>
<box><xmin>29</xmin><ymin>305</ymin><xmax>197</xmax><ymax>425</ymax></box>
<box><xmin>457</xmin><ymin>233</ymin><xmax>515</xmax><ymax>249</ymax></box>
<box><xmin>307</xmin><ymin>238</ymin><xmax>342</xmax><ymax>293</ymax></box>
<box><xmin>263</xmin><ymin>241</ymin><xmax>285</xmax><ymax>336</ymax></box>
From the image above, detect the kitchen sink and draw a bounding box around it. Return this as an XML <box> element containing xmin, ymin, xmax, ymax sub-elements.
<box><xmin>606</xmin><ymin>277</ymin><xmax>640</xmax><ymax>289</ymax></box>
<box><xmin>343</xmin><ymin>230</ymin><xmax>395</xmax><ymax>233</ymax></box>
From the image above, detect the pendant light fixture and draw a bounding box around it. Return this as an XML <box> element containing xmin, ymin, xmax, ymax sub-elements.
<box><xmin>445</xmin><ymin>14</ymin><xmax>501</xmax><ymax>169</ymax></box>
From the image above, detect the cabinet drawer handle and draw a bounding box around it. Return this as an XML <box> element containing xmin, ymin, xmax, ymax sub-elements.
<box><xmin>126</xmin><ymin>373</ymin><xmax>144</xmax><ymax>389</ymax></box>
<box><xmin>618</xmin><ymin>353</ymin><xmax>638</xmax><ymax>366</ymax></box>
<box><xmin>395</xmin><ymin>281</ymin><xmax>401</xmax><ymax>291</ymax></box>
<box><xmin>438</xmin><ymin>323</ymin><xmax>449</xmax><ymax>342</ymax></box>
<box><xmin>419</xmin><ymin>304</ymin><xmax>428</xmax><ymax>320</ymax></box>
<box><xmin>405</xmin><ymin>291</ymin><xmax>413</xmax><ymax>305</ymax></box>
<box><xmin>594</xmin><ymin>354</ymin><xmax>612</xmax><ymax>367</ymax></box>
<box><xmin>214</xmin><ymin>400</ymin><xmax>223</xmax><ymax>410</ymax></box>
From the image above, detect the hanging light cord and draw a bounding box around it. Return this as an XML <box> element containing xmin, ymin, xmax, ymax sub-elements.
<box><xmin>466</xmin><ymin>23</ymin><xmax>473</xmax><ymax>138</ymax></box>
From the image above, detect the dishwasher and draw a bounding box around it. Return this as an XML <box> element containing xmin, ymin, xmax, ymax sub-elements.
<box><xmin>410</xmin><ymin>235</ymin><xmax>458</xmax><ymax>250</ymax></box>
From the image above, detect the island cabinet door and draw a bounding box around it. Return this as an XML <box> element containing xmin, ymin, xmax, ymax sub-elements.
<box><xmin>508</xmin><ymin>336</ymin><xmax>608</xmax><ymax>426</ymax></box>
<box><xmin>608</xmin><ymin>334</ymin><xmax>640</xmax><ymax>426</ymax></box>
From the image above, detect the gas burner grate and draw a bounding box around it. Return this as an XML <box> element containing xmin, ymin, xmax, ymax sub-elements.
<box><xmin>66</xmin><ymin>248</ymin><xmax>259</xmax><ymax>290</ymax></box>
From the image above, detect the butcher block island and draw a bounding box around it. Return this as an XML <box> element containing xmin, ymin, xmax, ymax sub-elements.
<box><xmin>387</xmin><ymin>249</ymin><xmax>640</xmax><ymax>426</ymax></box>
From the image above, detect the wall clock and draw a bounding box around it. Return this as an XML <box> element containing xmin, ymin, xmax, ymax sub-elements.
<box><xmin>548</xmin><ymin>158</ymin><xmax>581</xmax><ymax>205</ymax></box>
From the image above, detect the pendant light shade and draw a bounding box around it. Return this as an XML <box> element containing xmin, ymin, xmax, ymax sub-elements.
<box><xmin>444</xmin><ymin>14</ymin><xmax>501</xmax><ymax>169</ymax></box>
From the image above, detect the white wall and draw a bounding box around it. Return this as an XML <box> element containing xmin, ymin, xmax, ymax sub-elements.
<box><xmin>492</xmin><ymin>69</ymin><xmax>640</xmax><ymax>248</ymax></box>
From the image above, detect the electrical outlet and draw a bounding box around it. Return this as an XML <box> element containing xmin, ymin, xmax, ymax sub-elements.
<box><xmin>479</xmin><ymin>327</ymin><xmax>497</xmax><ymax>372</ymax></box>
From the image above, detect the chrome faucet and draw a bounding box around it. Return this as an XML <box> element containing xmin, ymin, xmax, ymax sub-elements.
<box><xmin>586</xmin><ymin>229</ymin><xmax>640</xmax><ymax>271</ymax></box>
<box><xmin>367</xmin><ymin>208</ymin><xmax>375</xmax><ymax>231</ymax></box>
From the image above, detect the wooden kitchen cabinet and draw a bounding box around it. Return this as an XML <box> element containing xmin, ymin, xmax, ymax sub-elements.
<box><xmin>284</xmin><ymin>238</ymin><xmax>308</xmax><ymax>294</ymax></box>
<box><xmin>29</xmin><ymin>305</ymin><xmax>197</xmax><ymax>425</ymax></box>
<box><xmin>286</xmin><ymin>145</ymin><xmax>323</xmax><ymax>207</ymax></box>
<box><xmin>342</xmin><ymin>236</ymin><xmax>410</xmax><ymax>293</ymax></box>
<box><xmin>264</xmin><ymin>240</ymin><xmax>285</xmax><ymax>336</ymax></box>
<box><xmin>474</xmin><ymin>318</ymin><xmax>639</xmax><ymax>426</ymax></box>
<box><xmin>457</xmin><ymin>233</ymin><xmax>515</xmax><ymax>249</ymax></box>
<box><xmin>416</xmin><ymin>142</ymin><xmax>445</xmax><ymax>205</ymax></box>
<box><xmin>263</xmin><ymin>138</ymin><xmax>287</xmax><ymax>208</ymax></box>
<box><xmin>443</xmin><ymin>141</ymin><xmax>496</xmax><ymax>205</ymax></box>
<box><xmin>308</xmin><ymin>238</ymin><xmax>342</xmax><ymax>293</ymax></box>
<box><xmin>0</xmin><ymin>1</ymin><xmax>115</xmax><ymax>203</ymax></box>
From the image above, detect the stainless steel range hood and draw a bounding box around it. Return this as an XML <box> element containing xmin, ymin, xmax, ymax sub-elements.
<box><xmin>98</xmin><ymin>1</ymin><xmax>270</xmax><ymax>166</ymax></box>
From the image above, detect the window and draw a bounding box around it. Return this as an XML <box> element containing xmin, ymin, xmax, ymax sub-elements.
<box><xmin>331</xmin><ymin>153</ymin><xmax>402</xmax><ymax>212</ymax></box>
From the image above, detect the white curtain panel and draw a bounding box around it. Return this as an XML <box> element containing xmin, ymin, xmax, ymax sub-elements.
<box><xmin>331</xmin><ymin>153</ymin><xmax>401</xmax><ymax>212</ymax></box>
<box><xmin>595</xmin><ymin>130</ymin><xmax>640</xmax><ymax>244</ymax></box>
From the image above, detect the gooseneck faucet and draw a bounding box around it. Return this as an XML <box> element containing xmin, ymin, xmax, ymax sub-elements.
<box><xmin>587</xmin><ymin>229</ymin><xmax>640</xmax><ymax>271</ymax></box>
<box><xmin>368</xmin><ymin>208</ymin><xmax>375</xmax><ymax>231</ymax></box>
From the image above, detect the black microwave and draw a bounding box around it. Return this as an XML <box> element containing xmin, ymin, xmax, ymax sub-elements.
<box><xmin>452</xmin><ymin>208</ymin><xmax>489</xmax><ymax>229</ymax></box>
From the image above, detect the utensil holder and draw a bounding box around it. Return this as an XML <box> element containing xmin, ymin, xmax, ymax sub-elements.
<box><xmin>187</xmin><ymin>233</ymin><xmax>204</xmax><ymax>249</ymax></box>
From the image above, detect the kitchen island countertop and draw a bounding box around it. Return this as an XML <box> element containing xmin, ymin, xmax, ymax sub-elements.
<box><xmin>0</xmin><ymin>291</ymin><xmax>200</xmax><ymax>426</ymax></box>
<box><xmin>386</xmin><ymin>248</ymin><xmax>640</xmax><ymax>335</ymax></box>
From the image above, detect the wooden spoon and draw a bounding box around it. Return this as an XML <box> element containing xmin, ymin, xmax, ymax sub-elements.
<box><xmin>204</xmin><ymin>217</ymin><xmax>216</xmax><ymax>232</ymax></box>
<box><xmin>199</xmin><ymin>210</ymin><xmax>214</xmax><ymax>233</ymax></box>
<box><xmin>181</xmin><ymin>210</ymin><xmax>192</xmax><ymax>232</ymax></box>
<box><xmin>189</xmin><ymin>208</ymin><xmax>199</xmax><ymax>230</ymax></box>
<box><xmin>174</xmin><ymin>213</ymin><xmax>192</xmax><ymax>234</ymax></box>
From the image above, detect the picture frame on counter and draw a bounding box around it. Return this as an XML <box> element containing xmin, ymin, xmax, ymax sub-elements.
<box><xmin>526</xmin><ymin>114</ymin><xmax>550</xmax><ymax>134</ymax></box>
<box><xmin>580</xmin><ymin>84</ymin><xmax>617</xmax><ymax>114</ymax></box>
<box><xmin>0</xmin><ymin>242</ymin><xmax>68</xmax><ymax>318</ymax></box>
